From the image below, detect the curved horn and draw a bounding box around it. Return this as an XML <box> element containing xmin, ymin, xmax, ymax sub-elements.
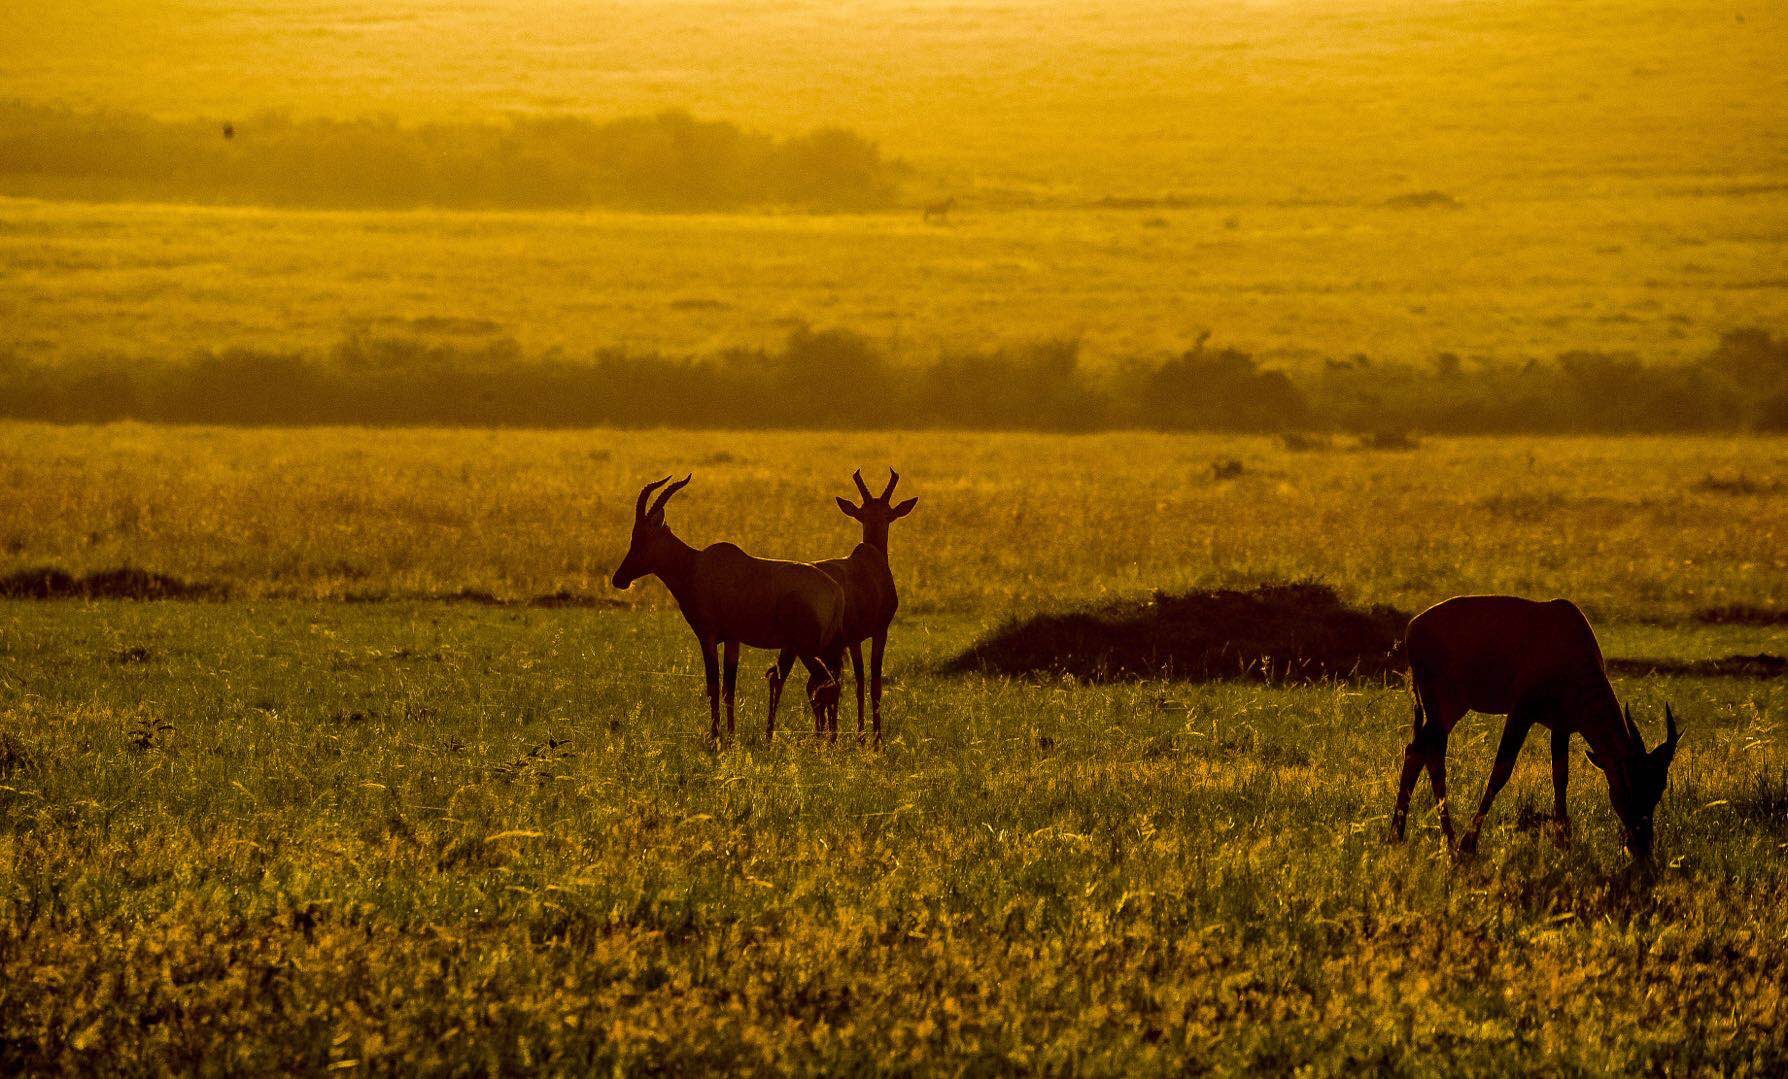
<box><xmin>853</xmin><ymin>469</ymin><xmax>872</xmax><ymax>501</ymax></box>
<box><xmin>635</xmin><ymin>476</ymin><xmax>672</xmax><ymax>519</ymax></box>
<box><xmin>881</xmin><ymin>468</ymin><xmax>900</xmax><ymax>500</ymax></box>
<box><xmin>648</xmin><ymin>474</ymin><xmax>692</xmax><ymax>518</ymax></box>
<box><xmin>1623</xmin><ymin>702</ymin><xmax>1640</xmax><ymax>742</ymax></box>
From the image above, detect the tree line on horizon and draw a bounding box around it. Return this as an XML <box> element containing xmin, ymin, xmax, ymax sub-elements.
<box><xmin>2</xmin><ymin>328</ymin><xmax>1783</xmax><ymax>433</ymax></box>
<box><xmin>0</xmin><ymin>102</ymin><xmax>904</xmax><ymax>212</ymax></box>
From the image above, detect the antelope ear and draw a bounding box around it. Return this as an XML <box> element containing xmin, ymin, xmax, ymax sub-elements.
<box><xmin>1655</xmin><ymin>705</ymin><xmax>1681</xmax><ymax>766</ymax></box>
<box><xmin>891</xmin><ymin>496</ymin><xmax>918</xmax><ymax>518</ymax></box>
<box><xmin>835</xmin><ymin>497</ymin><xmax>861</xmax><ymax>519</ymax></box>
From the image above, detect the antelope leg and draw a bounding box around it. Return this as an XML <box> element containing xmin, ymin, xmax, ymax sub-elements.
<box><xmin>850</xmin><ymin>643</ymin><xmax>866</xmax><ymax>743</ymax></box>
<box><xmin>1390</xmin><ymin>742</ymin><xmax>1425</xmax><ymax>842</ymax></box>
<box><xmin>722</xmin><ymin>640</ymin><xmax>739</xmax><ymax>739</ymax></box>
<box><xmin>870</xmin><ymin>632</ymin><xmax>887</xmax><ymax>748</ymax></box>
<box><xmin>1425</xmin><ymin>734</ymin><xmax>1455</xmax><ymax>847</ymax></box>
<box><xmin>766</xmin><ymin>650</ymin><xmax>796</xmax><ymax>740</ymax></box>
<box><xmin>1550</xmin><ymin>725</ymin><xmax>1572</xmax><ymax>845</ymax></box>
<box><xmin>1460</xmin><ymin>715</ymin><xmax>1533</xmax><ymax>855</ymax></box>
<box><xmin>700</xmin><ymin>637</ymin><xmax>721</xmax><ymax>746</ymax></box>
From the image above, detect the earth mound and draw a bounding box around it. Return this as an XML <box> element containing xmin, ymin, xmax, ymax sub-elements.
<box><xmin>944</xmin><ymin>582</ymin><xmax>1408</xmax><ymax>684</ymax></box>
<box><xmin>1607</xmin><ymin>654</ymin><xmax>1785</xmax><ymax>680</ymax></box>
<box><xmin>0</xmin><ymin>566</ymin><xmax>226</xmax><ymax>601</ymax></box>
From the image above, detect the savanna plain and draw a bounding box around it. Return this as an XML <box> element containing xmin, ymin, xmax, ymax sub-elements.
<box><xmin>1</xmin><ymin>429</ymin><xmax>1784</xmax><ymax>1071</ymax></box>
<box><xmin>3</xmin><ymin>0</ymin><xmax>1787</xmax><ymax>1073</ymax></box>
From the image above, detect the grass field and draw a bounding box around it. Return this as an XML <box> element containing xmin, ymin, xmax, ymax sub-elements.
<box><xmin>8</xmin><ymin>2</ymin><xmax>1783</xmax><ymax>196</ymax></box>
<box><xmin>1</xmin><ymin>426</ymin><xmax>1784</xmax><ymax>1071</ymax></box>
<box><xmin>1</xmin><ymin>424</ymin><xmax>1782</xmax><ymax>618</ymax></box>
<box><xmin>6</xmin><ymin>190</ymin><xmax>1786</xmax><ymax>370</ymax></box>
<box><xmin>4</xmin><ymin>0</ymin><xmax>1786</xmax><ymax>1070</ymax></box>
<box><xmin>3</xmin><ymin>1</ymin><xmax>1786</xmax><ymax>369</ymax></box>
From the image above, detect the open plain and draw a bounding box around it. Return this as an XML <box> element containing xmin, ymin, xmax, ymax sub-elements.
<box><xmin>2</xmin><ymin>428</ymin><xmax>1784</xmax><ymax>1071</ymax></box>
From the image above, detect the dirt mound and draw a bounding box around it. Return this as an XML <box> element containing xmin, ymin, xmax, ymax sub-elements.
<box><xmin>528</xmin><ymin>590</ymin><xmax>607</xmax><ymax>609</ymax></box>
<box><xmin>1607</xmin><ymin>654</ymin><xmax>1785</xmax><ymax>680</ymax></box>
<box><xmin>944</xmin><ymin>582</ymin><xmax>1408</xmax><ymax>684</ymax></box>
<box><xmin>1384</xmin><ymin>190</ymin><xmax>1463</xmax><ymax>210</ymax></box>
<box><xmin>1694</xmin><ymin>605</ymin><xmax>1786</xmax><ymax>626</ymax></box>
<box><xmin>0</xmin><ymin>566</ymin><xmax>226</xmax><ymax>601</ymax></box>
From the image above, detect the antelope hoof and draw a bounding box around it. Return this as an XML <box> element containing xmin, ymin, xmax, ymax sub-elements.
<box><xmin>1456</xmin><ymin>831</ymin><xmax>1480</xmax><ymax>859</ymax></box>
<box><xmin>1550</xmin><ymin>818</ymin><xmax>1572</xmax><ymax>848</ymax></box>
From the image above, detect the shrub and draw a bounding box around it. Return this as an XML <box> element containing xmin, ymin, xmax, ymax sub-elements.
<box><xmin>1122</xmin><ymin>346</ymin><xmax>1309</xmax><ymax>431</ymax></box>
<box><xmin>0</xmin><ymin>103</ymin><xmax>907</xmax><ymax>212</ymax></box>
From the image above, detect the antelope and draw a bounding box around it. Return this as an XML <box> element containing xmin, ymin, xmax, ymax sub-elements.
<box><xmin>768</xmin><ymin>469</ymin><xmax>916</xmax><ymax>746</ymax></box>
<box><xmin>1390</xmin><ymin>595</ymin><xmax>1682</xmax><ymax>861</ymax></box>
<box><xmin>922</xmin><ymin>197</ymin><xmax>956</xmax><ymax>223</ymax></box>
<box><xmin>611</xmin><ymin>475</ymin><xmax>845</xmax><ymax>744</ymax></box>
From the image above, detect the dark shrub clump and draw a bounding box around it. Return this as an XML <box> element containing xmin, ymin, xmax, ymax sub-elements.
<box><xmin>945</xmin><ymin>582</ymin><xmax>1408</xmax><ymax>684</ymax></box>
<box><xmin>0</xmin><ymin>566</ymin><xmax>225</xmax><ymax>601</ymax></box>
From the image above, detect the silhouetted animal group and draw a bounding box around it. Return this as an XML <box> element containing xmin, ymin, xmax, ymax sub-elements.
<box><xmin>613</xmin><ymin>470</ymin><xmax>913</xmax><ymax>748</ymax></box>
<box><xmin>614</xmin><ymin>475</ymin><xmax>1682</xmax><ymax>864</ymax></box>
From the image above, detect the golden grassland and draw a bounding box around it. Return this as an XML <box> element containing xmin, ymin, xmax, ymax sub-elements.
<box><xmin>0</xmin><ymin>424</ymin><xmax>1782</xmax><ymax>620</ymax></box>
<box><xmin>7</xmin><ymin>2</ymin><xmax>1783</xmax><ymax>197</ymax></box>
<box><xmin>0</xmin><ymin>426</ymin><xmax>1784</xmax><ymax>1071</ymax></box>
<box><xmin>4</xmin><ymin>0</ymin><xmax>1787</xmax><ymax>1068</ymax></box>
<box><xmin>5</xmin><ymin>191</ymin><xmax>1785</xmax><ymax>369</ymax></box>
<box><xmin>3</xmin><ymin>0</ymin><xmax>1786</xmax><ymax>368</ymax></box>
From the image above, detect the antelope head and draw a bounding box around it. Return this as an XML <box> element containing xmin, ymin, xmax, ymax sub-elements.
<box><xmin>1587</xmin><ymin>703</ymin><xmax>1681</xmax><ymax>860</ymax></box>
<box><xmin>612</xmin><ymin>474</ymin><xmax>691</xmax><ymax>589</ymax></box>
<box><xmin>835</xmin><ymin>468</ymin><xmax>918</xmax><ymax>552</ymax></box>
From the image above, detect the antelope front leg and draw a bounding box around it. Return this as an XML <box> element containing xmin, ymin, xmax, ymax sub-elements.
<box><xmin>1425</xmin><ymin>735</ymin><xmax>1455</xmax><ymax>849</ymax></box>
<box><xmin>869</xmin><ymin>632</ymin><xmax>887</xmax><ymax>748</ymax></box>
<box><xmin>722</xmin><ymin>640</ymin><xmax>740</xmax><ymax>740</ymax></box>
<box><xmin>1550</xmin><ymin>726</ymin><xmax>1572</xmax><ymax>846</ymax></box>
<box><xmin>1460</xmin><ymin>716</ymin><xmax>1532</xmax><ymax>857</ymax></box>
<box><xmin>849</xmin><ymin>642</ymin><xmax>866</xmax><ymax>744</ymax></box>
<box><xmin>1390</xmin><ymin>741</ymin><xmax>1425</xmax><ymax>842</ymax></box>
<box><xmin>700</xmin><ymin>637</ymin><xmax>721</xmax><ymax>747</ymax></box>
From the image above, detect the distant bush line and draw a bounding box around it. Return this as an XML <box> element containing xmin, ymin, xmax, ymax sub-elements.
<box><xmin>0</xmin><ymin>102</ymin><xmax>905</xmax><ymax>211</ymax></box>
<box><xmin>1</xmin><ymin>328</ymin><xmax>1784</xmax><ymax>433</ymax></box>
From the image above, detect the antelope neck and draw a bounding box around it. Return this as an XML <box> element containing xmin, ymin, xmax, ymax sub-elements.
<box><xmin>858</xmin><ymin>526</ymin><xmax>890</xmax><ymax>556</ymax></box>
<box><xmin>1577</xmin><ymin>686</ymin><xmax>1645</xmax><ymax>775</ymax></box>
<box><xmin>649</xmin><ymin>529</ymin><xmax>702</xmax><ymax>603</ymax></box>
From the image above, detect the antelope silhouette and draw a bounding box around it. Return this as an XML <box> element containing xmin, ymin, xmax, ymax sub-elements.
<box><xmin>768</xmin><ymin>469</ymin><xmax>916</xmax><ymax>745</ymax></box>
<box><xmin>922</xmin><ymin>197</ymin><xmax>956</xmax><ymax>223</ymax></box>
<box><xmin>611</xmin><ymin>475</ymin><xmax>844</xmax><ymax>744</ymax></box>
<box><xmin>1390</xmin><ymin>595</ymin><xmax>1681</xmax><ymax>861</ymax></box>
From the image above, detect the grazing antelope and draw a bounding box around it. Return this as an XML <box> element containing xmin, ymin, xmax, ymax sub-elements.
<box><xmin>922</xmin><ymin>197</ymin><xmax>956</xmax><ymax>223</ymax></box>
<box><xmin>768</xmin><ymin>469</ymin><xmax>916</xmax><ymax>745</ymax></box>
<box><xmin>1390</xmin><ymin>595</ymin><xmax>1682</xmax><ymax>861</ymax></box>
<box><xmin>611</xmin><ymin>475</ymin><xmax>845</xmax><ymax>744</ymax></box>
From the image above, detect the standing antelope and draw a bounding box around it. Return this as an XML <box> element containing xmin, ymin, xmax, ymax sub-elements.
<box><xmin>922</xmin><ymin>197</ymin><xmax>956</xmax><ymax>223</ymax></box>
<box><xmin>611</xmin><ymin>475</ymin><xmax>845</xmax><ymax>744</ymax></box>
<box><xmin>769</xmin><ymin>469</ymin><xmax>916</xmax><ymax>746</ymax></box>
<box><xmin>1390</xmin><ymin>595</ymin><xmax>1682</xmax><ymax>861</ymax></box>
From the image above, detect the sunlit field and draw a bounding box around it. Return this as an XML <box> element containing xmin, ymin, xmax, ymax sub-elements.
<box><xmin>1</xmin><ymin>425</ymin><xmax>1782</xmax><ymax>619</ymax></box>
<box><xmin>3</xmin><ymin>0</ymin><xmax>1786</xmax><ymax>369</ymax></box>
<box><xmin>3</xmin><ymin>0</ymin><xmax>1786</xmax><ymax>1071</ymax></box>
<box><xmin>7</xmin><ymin>1</ymin><xmax>1783</xmax><ymax>195</ymax></box>
<box><xmin>6</xmin><ymin>191</ymin><xmax>1786</xmax><ymax>368</ymax></box>
<box><xmin>1</xmin><ymin>426</ymin><xmax>1784</xmax><ymax>1071</ymax></box>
